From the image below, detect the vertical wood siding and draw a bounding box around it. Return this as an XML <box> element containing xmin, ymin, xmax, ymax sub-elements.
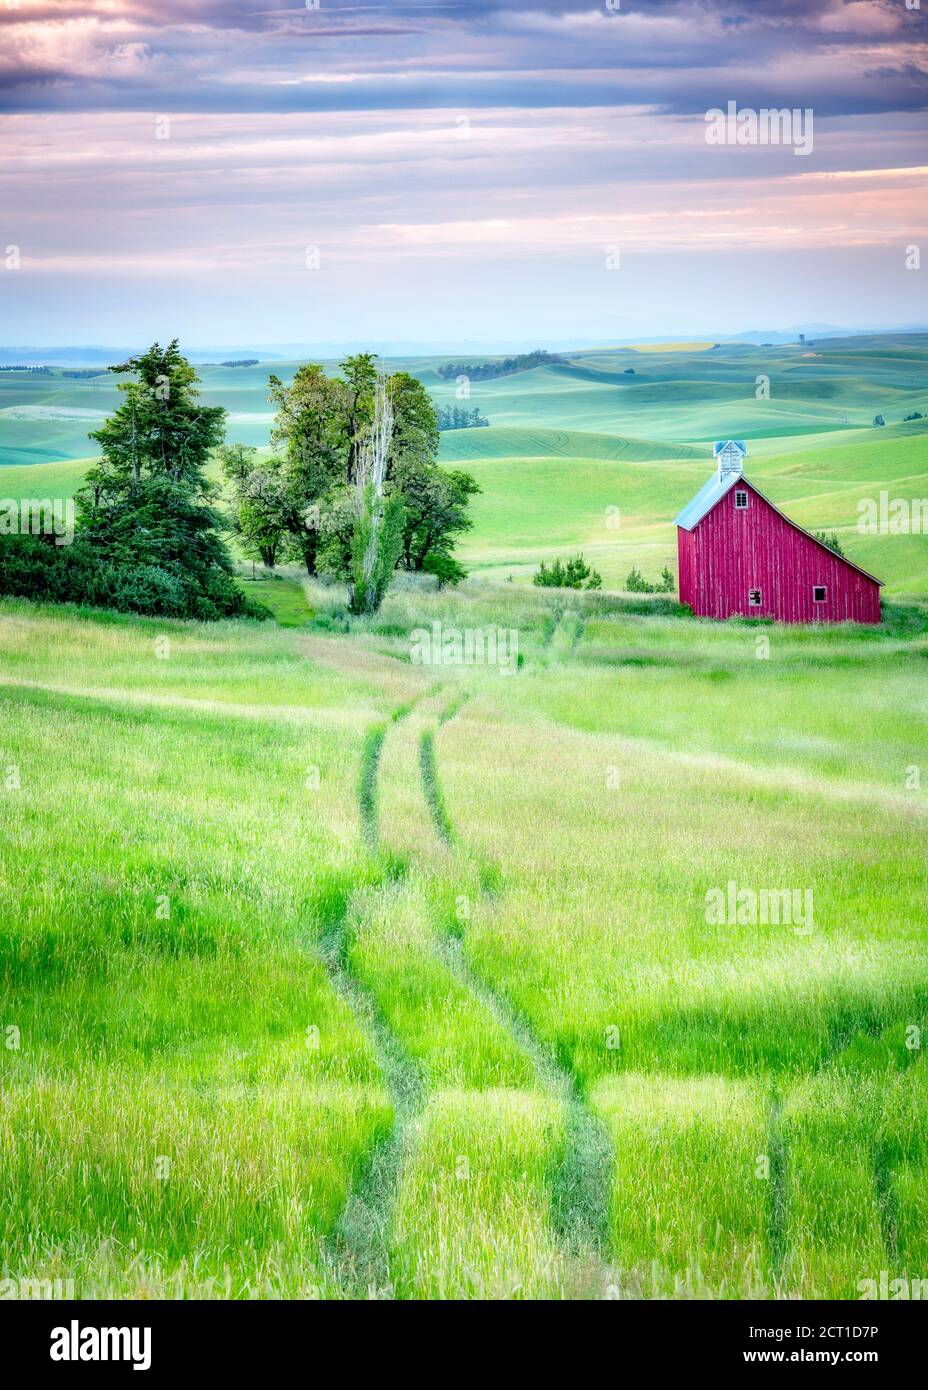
<box><xmin>677</xmin><ymin>482</ymin><xmax>881</xmax><ymax>624</ymax></box>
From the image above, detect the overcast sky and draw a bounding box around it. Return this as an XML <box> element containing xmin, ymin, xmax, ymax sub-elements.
<box><xmin>2</xmin><ymin>0</ymin><xmax>927</xmax><ymax>348</ymax></box>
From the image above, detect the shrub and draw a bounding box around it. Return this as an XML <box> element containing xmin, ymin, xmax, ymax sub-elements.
<box><xmin>626</xmin><ymin>566</ymin><xmax>675</xmax><ymax>594</ymax></box>
<box><xmin>813</xmin><ymin>531</ymin><xmax>846</xmax><ymax>558</ymax></box>
<box><xmin>0</xmin><ymin>534</ymin><xmax>267</xmax><ymax>620</ymax></box>
<box><xmin>533</xmin><ymin>554</ymin><xmax>602</xmax><ymax>590</ymax></box>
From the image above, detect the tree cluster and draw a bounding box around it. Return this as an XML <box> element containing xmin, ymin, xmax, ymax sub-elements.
<box><xmin>437</xmin><ymin>405</ymin><xmax>489</xmax><ymax>430</ymax></box>
<box><xmin>0</xmin><ymin>345</ymin><xmax>482</xmax><ymax>622</ymax></box>
<box><xmin>436</xmin><ymin>350</ymin><xmax>564</xmax><ymax>382</ymax></box>
<box><xmin>222</xmin><ymin>354</ymin><xmax>480</xmax><ymax>611</ymax></box>
<box><xmin>813</xmin><ymin>531</ymin><xmax>845</xmax><ymax>558</ymax></box>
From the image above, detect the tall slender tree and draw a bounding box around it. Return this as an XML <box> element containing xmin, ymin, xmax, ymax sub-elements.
<box><xmin>347</xmin><ymin>375</ymin><xmax>405</xmax><ymax>615</ymax></box>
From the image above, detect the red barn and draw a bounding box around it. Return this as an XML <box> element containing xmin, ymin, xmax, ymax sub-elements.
<box><xmin>675</xmin><ymin>442</ymin><xmax>882</xmax><ymax>624</ymax></box>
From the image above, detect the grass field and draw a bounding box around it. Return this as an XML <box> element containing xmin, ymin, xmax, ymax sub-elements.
<box><xmin>0</xmin><ymin>575</ymin><xmax>925</xmax><ymax>1299</ymax></box>
<box><xmin>0</xmin><ymin>333</ymin><xmax>926</xmax><ymax>1300</ymax></box>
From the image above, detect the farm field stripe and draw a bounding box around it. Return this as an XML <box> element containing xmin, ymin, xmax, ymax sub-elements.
<box><xmin>528</xmin><ymin>712</ymin><xmax>928</xmax><ymax>818</ymax></box>
<box><xmin>316</xmin><ymin>887</ymin><xmax>424</xmax><ymax>1299</ymax></box>
<box><xmin>0</xmin><ymin>675</ymin><xmax>369</xmax><ymax>728</ymax></box>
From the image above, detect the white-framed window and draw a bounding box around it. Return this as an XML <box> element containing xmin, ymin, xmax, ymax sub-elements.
<box><xmin>748</xmin><ymin>588</ymin><xmax>762</xmax><ymax>606</ymax></box>
<box><xmin>813</xmin><ymin>585</ymin><xmax>827</xmax><ymax>603</ymax></box>
<box><xmin>735</xmin><ymin>490</ymin><xmax>749</xmax><ymax>510</ymax></box>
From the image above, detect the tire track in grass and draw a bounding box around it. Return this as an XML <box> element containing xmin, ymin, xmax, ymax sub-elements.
<box><xmin>419</xmin><ymin>731</ymin><xmax>454</xmax><ymax>846</ymax></box>
<box><xmin>359</xmin><ymin>696</ymin><xmax>420</xmax><ymax>854</ymax></box>
<box><xmin>419</xmin><ymin>695</ymin><xmax>614</xmax><ymax>1288</ymax></box>
<box><xmin>441</xmin><ymin>934</ymin><xmax>613</xmax><ymax>1270</ymax></box>
<box><xmin>317</xmin><ymin>884</ymin><xmax>423</xmax><ymax>1299</ymax></box>
<box><xmin>766</xmin><ymin>1092</ymin><xmax>789</xmax><ymax>1289</ymax></box>
<box><xmin>319</xmin><ymin>696</ymin><xmax>427</xmax><ymax>1297</ymax></box>
<box><xmin>418</xmin><ymin>694</ymin><xmax>474</xmax><ymax>848</ymax></box>
<box><xmin>872</xmin><ymin>1140</ymin><xmax>900</xmax><ymax>1268</ymax></box>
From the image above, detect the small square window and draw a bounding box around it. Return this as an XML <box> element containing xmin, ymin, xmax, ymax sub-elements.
<box><xmin>749</xmin><ymin>588</ymin><xmax>762</xmax><ymax>606</ymax></box>
<box><xmin>735</xmin><ymin>490</ymin><xmax>749</xmax><ymax>509</ymax></box>
<box><xmin>813</xmin><ymin>585</ymin><xmax>826</xmax><ymax>603</ymax></box>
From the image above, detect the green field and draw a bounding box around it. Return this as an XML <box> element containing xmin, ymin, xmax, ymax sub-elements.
<box><xmin>1</xmin><ymin>334</ymin><xmax>927</xmax><ymax>1300</ymax></box>
<box><xmin>0</xmin><ymin>577</ymin><xmax>926</xmax><ymax>1299</ymax></box>
<box><xmin>3</xmin><ymin>336</ymin><xmax>927</xmax><ymax>594</ymax></box>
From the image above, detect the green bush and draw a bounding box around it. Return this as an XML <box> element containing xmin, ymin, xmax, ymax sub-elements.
<box><xmin>0</xmin><ymin>535</ymin><xmax>267</xmax><ymax>620</ymax></box>
<box><xmin>423</xmin><ymin>551</ymin><xmax>467</xmax><ymax>588</ymax></box>
<box><xmin>813</xmin><ymin>531</ymin><xmax>846</xmax><ymax>558</ymax></box>
<box><xmin>533</xmin><ymin>554</ymin><xmax>602</xmax><ymax>590</ymax></box>
<box><xmin>626</xmin><ymin>565</ymin><xmax>675</xmax><ymax>594</ymax></box>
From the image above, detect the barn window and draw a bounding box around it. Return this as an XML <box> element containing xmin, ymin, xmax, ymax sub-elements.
<box><xmin>735</xmin><ymin>490</ymin><xmax>749</xmax><ymax>509</ymax></box>
<box><xmin>813</xmin><ymin>585</ymin><xmax>827</xmax><ymax>603</ymax></box>
<box><xmin>749</xmin><ymin>588</ymin><xmax>762</xmax><ymax>606</ymax></box>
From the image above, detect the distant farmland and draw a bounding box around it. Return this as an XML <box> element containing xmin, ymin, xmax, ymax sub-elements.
<box><xmin>1</xmin><ymin>336</ymin><xmax>927</xmax><ymax>594</ymax></box>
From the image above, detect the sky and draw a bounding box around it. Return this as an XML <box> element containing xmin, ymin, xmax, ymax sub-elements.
<box><xmin>1</xmin><ymin>0</ymin><xmax>927</xmax><ymax>350</ymax></box>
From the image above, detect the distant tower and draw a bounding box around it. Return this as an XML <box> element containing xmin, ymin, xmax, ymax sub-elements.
<box><xmin>799</xmin><ymin>333</ymin><xmax>805</xmax><ymax>344</ymax></box>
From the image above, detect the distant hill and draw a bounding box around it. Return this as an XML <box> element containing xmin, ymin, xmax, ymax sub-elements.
<box><xmin>1</xmin><ymin>334</ymin><xmax>925</xmax><ymax>595</ymax></box>
<box><xmin>439</xmin><ymin>426</ymin><xmax>702</xmax><ymax>463</ymax></box>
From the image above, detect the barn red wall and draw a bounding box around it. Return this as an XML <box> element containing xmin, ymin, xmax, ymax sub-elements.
<box><xmin>677</xmin><ymin>481</ymin><xmax>881</xmax><ymax>624</ymax></box>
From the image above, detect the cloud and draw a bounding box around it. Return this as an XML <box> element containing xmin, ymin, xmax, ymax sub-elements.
<box><xmin>2</xmin><ymin>2</ymin><xmax>926</xmax><ymax>343</ymax></box>
<box><xmin>0</xmin><ymin>0</ymin><xmax>925</xmax><ymax>116</ymax></box>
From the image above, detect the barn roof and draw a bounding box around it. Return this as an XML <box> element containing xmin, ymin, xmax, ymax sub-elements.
<box><xmin>674</xmin><ymin>470</ymin><xmax>739</xmax><ymax>530</ymax></box>
<box><xmin>674</xmin><ymin>472</ymin><xmax>883</xmax><ymax>586</ymax></box>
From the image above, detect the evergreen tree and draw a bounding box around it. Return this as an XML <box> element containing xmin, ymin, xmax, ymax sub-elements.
<box><xmin>77</xmin><ymin>341</ymin><xmax>251</xmax><ymax>619</ymax></box>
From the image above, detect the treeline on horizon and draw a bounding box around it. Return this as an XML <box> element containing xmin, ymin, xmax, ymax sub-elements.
<box><xmin>0</xmin><ymin>342</ymin><xmax>480</xmax><ymax>622</ymax></box>
<box><xmin>436</xmin><ymin>349</ymin><xmax>565</xmax><ymax>381</ymax></box>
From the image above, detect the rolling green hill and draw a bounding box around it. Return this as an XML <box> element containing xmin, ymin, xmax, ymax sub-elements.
<box><xmin>2</xmin><ymin>336</ymin><xmax>926</xmax><ymax>594</ymax></box>
<box><xmin>0</xmin><ymin>457</ymin><xmax>92</xmax><ymax>501</ymax></box>
<box><xmin>438</xmin><ymin>426</ymin><xmax>702</xmax><ymax>463</ymax></box>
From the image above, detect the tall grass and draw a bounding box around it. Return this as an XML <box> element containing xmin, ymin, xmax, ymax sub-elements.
<box><xmin>1</xmin><ymin>586</ymin><xmax>925</xmax><ymax>1298</ymax></box>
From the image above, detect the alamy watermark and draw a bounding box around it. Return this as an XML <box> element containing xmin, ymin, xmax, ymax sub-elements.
<box><xmin>705</xmin><ymin>101</ymin><xmax>813</xmax><ymax>157</ymax></box>
<box><xmin>50</xmin><ymin>1321</ymin><xmax>151</xmax><ymax>1371</ymax></box>
<box><xmin>858</xmin><ymin>1272</ymin><xmax>928</xmax><ymax>1300</ymax></box>
<box><xmin>705</xmin><ymin>879</ymin><xmax>814</xmax><ymax>935</ymax></box>
<box><xmin>410</xmin><ymin>622</ymin><xmax>519</xmax><ymax>675</ymax></box>
<box><xmin>0</xmin><ymin>498</ymin><xmax>75</xmax><ymax>546</ymax></box>
<box><xmin>0</xmin><ymin>1275</ymin><xmax>75</xmax><ymax>1299</ymax></box>
<box><xmin>857</xmin><ymin>491</ymin><xmax>928</xmax><ymax>535</ymax></box>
